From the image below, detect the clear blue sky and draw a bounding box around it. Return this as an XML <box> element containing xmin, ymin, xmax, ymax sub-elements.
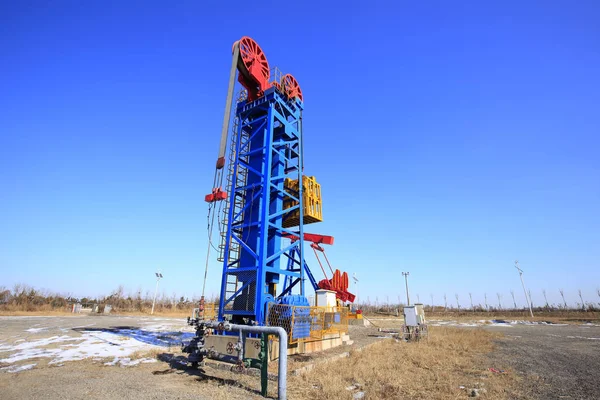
<box><xmin>1</xmin><ymin>1</ymin><xmax>599</xmax><ymax>308</ymax></box>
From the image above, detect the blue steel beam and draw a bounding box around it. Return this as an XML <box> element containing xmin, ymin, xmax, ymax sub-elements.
<box><xmin>218</xmin><ymin>87</ymin><xmax>305</xmax><ymax>325</ymax></box>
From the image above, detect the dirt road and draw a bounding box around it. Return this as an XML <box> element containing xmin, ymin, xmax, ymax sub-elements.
<box><xmin>485</xmin><ymin>323</ymin><xmax>600</xmax><ymax>399</ymax></box>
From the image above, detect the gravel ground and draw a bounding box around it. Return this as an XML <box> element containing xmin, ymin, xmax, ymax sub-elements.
<box><xmin>2</xmin><ymin>315</ymin><xmax>598</xmax><ymax>399</ymax></box>
<box><xmin>484</xmin><ymin>323</ymin><xmax>600</xmax><ymax>399</ymax></box>
<box><xmin>0</xmin><ymin>315</ymin><xmax>382</xmax><ymax>400</ymax></box>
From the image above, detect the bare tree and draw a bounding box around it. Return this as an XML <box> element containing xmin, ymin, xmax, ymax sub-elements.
<box><xmin>497</xmin><ymin>293</ymin><xmax>502</xmax><ymax>310</ymax></box>
<box><xmin>444</xmin><ymin>293</ymin><xmax>448</xmax><ymax>312</ymax></box>
<box><xmin>484</xmin><ymin>293</ymin><xmax>488</xmax><ymax>311</ymax></box>
<box><xmin>469</xmin><ymin>293</ymin><xmax>473</xmax><ymax>311</ymax></box>
<box><xmin>455</xmin><ymin>293</ymin><xmax>460</xmax><ymax>310</ymax></box>
<box><xmin>578</xmin><ymin>289</ymin><xmax>585</xmax><ymax>311</ymax></box>
<box><xmin>559</xmin><ymin>289</ymin><xmax>567</xmax><ymax>309</ymax></box>
<box><xmin>542</xmin><ymin>289</ymin><xmax>549</xmax><ymax>309</ymax></box>
<box><xmin>510</xmin><ymin>290</ymin><xmax>517</xmax><ymax>309</ymax></box>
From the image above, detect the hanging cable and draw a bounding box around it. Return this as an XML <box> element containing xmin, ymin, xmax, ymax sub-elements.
<box><xmin>201</xmin><ymin>170</ymin><xmax>221</xmax><ymax>300</ymax></box>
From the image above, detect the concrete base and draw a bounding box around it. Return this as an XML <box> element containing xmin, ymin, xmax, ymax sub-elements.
<box><xmin>349</xmin><ymin>318</ymin><xmax>370</xmax><ymax>326</ymax></box>
<box><xmin>205</xmin><ymin>330</ymin><xmax>352</xmax><ymax>362</ymax></box>
<box><xmin>269</xmin><ymin>331</ymin><xmax>351</xmax><ymax>361</ymax></box>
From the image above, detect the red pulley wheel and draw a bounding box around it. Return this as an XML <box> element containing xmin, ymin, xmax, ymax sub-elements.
<box><xmin>237</xmin><ymin>36</ymin><xmax>270</xmax><ymax>87</ymax></box>
<box><xmin>281</xmin><ymin>73</ymin><xmax>303</xmax><ymax>102</ymax></box>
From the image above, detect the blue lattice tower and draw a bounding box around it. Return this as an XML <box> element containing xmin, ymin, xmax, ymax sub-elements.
<box><xmin>218</xmin><ymin>87</ymin><xmax>305</xmax><ymax>326</ymax></box>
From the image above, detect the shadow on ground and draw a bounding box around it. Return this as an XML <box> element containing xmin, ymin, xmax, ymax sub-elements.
<box><xmin>153</xmin><ymin>353</ymin><xmax>268</xmax><ymax>398</ymax></box>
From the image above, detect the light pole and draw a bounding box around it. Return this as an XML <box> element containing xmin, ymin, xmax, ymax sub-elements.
<box><xmin>402</xmin><ymin>272</ymin><xmax>410</xmax><ymax>305</ymax></box>
<box><xmin>151</xmin><ymin>272</ymin><xmax>163</xmax><ymax>315</ymax></box>
<box><xmin>515</xmin><ymin>260</ymin><xmax>534</xmax><ymax>318</ymax></box>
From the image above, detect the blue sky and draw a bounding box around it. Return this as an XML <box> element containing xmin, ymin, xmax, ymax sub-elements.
<box><xmin>1</xmin><ymin>1</ymin><xmax>599</xmax><ymax>307</ymax></box>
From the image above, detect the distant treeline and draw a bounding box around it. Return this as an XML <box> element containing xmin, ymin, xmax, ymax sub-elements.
<box><xmin>356</xmin><ymin>298</ymin><xmax>600</xmax><ymax>315</ymax></box>
<box><xmin>0</xmin><ymin>284</ymin><xmax>216</xmax><ymax>313</ymax></box>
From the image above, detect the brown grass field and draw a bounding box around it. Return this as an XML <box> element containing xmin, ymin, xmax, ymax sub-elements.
<box><xmin>289</xmin><ymin>326</ymin><xmax>521</xmax><ymax>399</ymax></box>
<box><xmin>366</xmin><ymin>310</ymin><xmax>600</xmax><ymax>325</ymax></box>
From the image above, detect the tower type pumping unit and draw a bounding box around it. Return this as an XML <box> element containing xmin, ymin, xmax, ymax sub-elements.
<box><xmin>183</xmin><ymin>38</ymin><xmax>358</xmax><ymax>387</ymax></box>
<box><xmin>195</xmin><ymin>36</ymin><xmax>354</xmax><ymax>328</ymax></box>
<box><xmin>216</xmin><ymin>37</ymin><xmax>308</xmax><ymax>326</ymax></box>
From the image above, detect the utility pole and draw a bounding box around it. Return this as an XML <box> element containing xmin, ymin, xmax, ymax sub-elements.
<box><xmin>497</xmin><ymin>293</ymin><xmax>502</xmax><ymax>310</ymax></box>
<box><xmin>515</xmin><ymin>260</ymin><xmax>534</xmax><ymax>318</ymax></box>
<box><xmin>510</xmin><ymin>290</ymin><xmax>517</xmax><ymax>309</ymax></box>
<box><xmin>402</xmin><ymin>272</ymin><xmax>410</xmax><ymax>305</ymax></box>
<box><xmin>430</xmin><ymin>294</ymin><xmax>434</xmax><ymax>312</ymax></box>
<box><xmin>151</xmin><ymin>272</ymin><xmax>163</xmax><ymax>315</ymax></box>
<box><xmin>455</xmin><ymin>293</ymin><xmax>460</xmax><ymax>310</ymax></box>
<box><xmin>543</xmin><ymin>289</ymin><xmax>549</xmax><ymax>308</ymax></box>
<box><xmin>469</xmin><ymin>293</ymin><xmax>474</xmax><ymax>311</ymax></box>
<box><xmin>484</xmin><ymin>293</ymin><xmax>488</xmax><ymax>311</ymax></box>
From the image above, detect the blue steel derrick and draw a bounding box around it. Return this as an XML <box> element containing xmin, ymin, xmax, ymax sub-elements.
<box><xmin>218</xmin><ymin>87</ymin><xmax>306</xmax><ymax>326</ymax></box>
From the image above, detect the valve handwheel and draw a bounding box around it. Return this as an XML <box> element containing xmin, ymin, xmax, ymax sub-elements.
<box><xmin>281</xmin><ymin>74</ymin><xmax>303</xmax><ymax>101</ymax></box>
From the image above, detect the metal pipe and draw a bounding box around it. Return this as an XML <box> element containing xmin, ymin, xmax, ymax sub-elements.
<box><xmin>237</xmin><ymin>330</ymin><xmax>244</xmax><ymax>363</ymax></box>
<box><xmin>203</xmin><ymin>322</ymin><xmax>288</xmax><ymax>400</ymax></box>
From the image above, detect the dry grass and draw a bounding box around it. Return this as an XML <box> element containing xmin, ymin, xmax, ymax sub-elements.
<box><xmin>117</xmin><ymin>310</ymin><xmax>191</xmax><ymax>318</ymax></box>
<box><xmin>0</xmin><ymin>308</ymin><xmax>192</xmax><ymax>318</ymax></box>
<box><xmin>128</xmin><ymin>347</ymin><xmax>174</xmax><ymax>360</ymax></box>
<box><xmin>0</xmin><ymin>309</ymin><xmax>78</xmax><ymax>316</ymax></box>
<box><xmin>364</xmin><ymin>311</ymin><xmax>600</xmax><ymax>326</ymax></box>
<box><xmin>288</xmin><ymin>327</ymin><xmax>522</xmax><ymax>400</ymax></box>
<box><xmin>425</xmin><ymin>310</ymin><xmax>600</xmax><ymax>323</ymax></box>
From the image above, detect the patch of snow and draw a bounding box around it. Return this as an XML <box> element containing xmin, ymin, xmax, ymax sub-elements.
<box><xmin>0</xmin><ymin>363</ymin><xmax>36</xmax><ymax>373</ymax></box>
<box><xmin>566</xmin><ymin>335</ymin><xmax>600</xmax><ymax>341</ymax></box>
<box><xmin>26</xmin><ymin>327</ymin><xmax>48</xmax><ymax>333</ymax></box>
<box><xmin>104</xmin><ymin>357</ymin><xmax>157</xmax><ymax>367</ymax></box>
<box><xmin>141</xmin><ymin>324</ymin><xmax>182</xmax><ymax>331</ymax></box>
<box><xmin>0</xmin><ymin>332</ymin><xmax>161</xmax><ymax>365</ymax></box>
